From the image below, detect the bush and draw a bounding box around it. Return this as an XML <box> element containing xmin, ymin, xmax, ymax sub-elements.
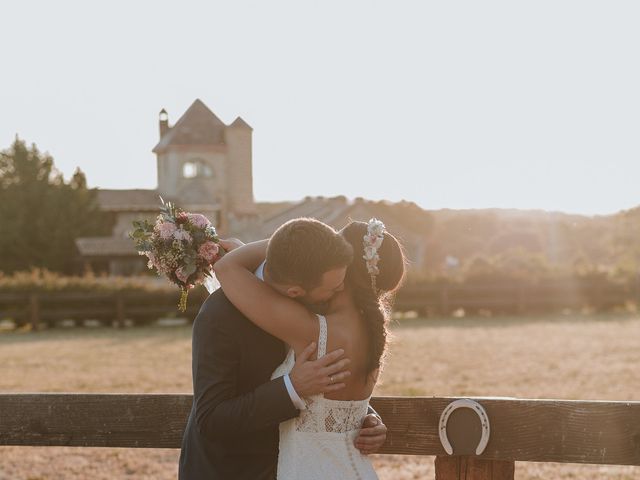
<box><xmin>0</xmin><ymin>268</ymin><xmax>174</xmax><ymax>293</ymax></box>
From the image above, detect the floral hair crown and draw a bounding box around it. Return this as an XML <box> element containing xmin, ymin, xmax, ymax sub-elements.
<box><xmin>362</xmin><ymin>218</ymin><xmax>386</xmax><ymax>292</ymax></box>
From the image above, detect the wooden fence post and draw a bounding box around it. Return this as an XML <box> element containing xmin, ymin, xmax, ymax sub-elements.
<box><xmin>440</xmin><ymin>284</ymin><xmax>450</xmax><ymax>316</ymax></box>
<box><xmin>435</xmin><ymin>456</ymin><xmax>515</xmax><ymax>479</ymax></box>
<box><xmin>29</xmin><ymin>293</ymin><xmax>39</xmax><ymax>332</ymax></box>
<box><xmin>115</xmin><ymin>294</ymin><xmax>125</xmax><ymax>328</ymax></box>
<box><xmin>516</xmin><ymin>285</ymin><xmax>526</xmax><ymax>314</ymax></box>
<box><xmin>594</xmin><ymin>284</ymin><xmax>603</xmax><ymax>311</ymax></box>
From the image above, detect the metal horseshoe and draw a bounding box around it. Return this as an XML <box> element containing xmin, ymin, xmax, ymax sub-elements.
<box><xmin>438</xmin><ymin>398</ymin><xmax>491</xmax><ymax>455</ymax></box>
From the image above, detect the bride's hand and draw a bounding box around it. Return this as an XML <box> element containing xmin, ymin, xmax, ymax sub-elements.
<box><xmin>218</xmin><ymin>238</ymin><xmax>244</xmax><ymax>252</ymax></box>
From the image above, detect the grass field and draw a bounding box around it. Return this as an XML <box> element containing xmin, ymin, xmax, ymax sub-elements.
<box><xmin>1</xmin><ymin>313</ymin><xmax>639</xmax><ymax>479</ymax></box>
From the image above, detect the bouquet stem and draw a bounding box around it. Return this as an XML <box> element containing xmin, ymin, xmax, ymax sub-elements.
<box><xmin>179</xmin><ymin>287</ymin><xmax>189</xmax><ymax>312</ymax></box>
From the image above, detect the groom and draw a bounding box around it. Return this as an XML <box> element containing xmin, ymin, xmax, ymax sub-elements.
<box><xmin>179</xmin><ymin>218</ymin><xmax>388</xmax><ymax>479</ymax></box>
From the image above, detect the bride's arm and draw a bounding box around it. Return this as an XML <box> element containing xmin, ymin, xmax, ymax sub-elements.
<box><xmin>219</xmin><ymin>239</ymin><xmax>268</xmax><ymax>272</ymax></box>
<box><xmin>213</xmin><ymin>241</ymin><xmax>318</xmax><ymax>352</ymax></box>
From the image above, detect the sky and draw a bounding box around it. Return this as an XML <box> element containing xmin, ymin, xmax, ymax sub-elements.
<box><xmin>1</xmin><ymin>1</ymin><xmax>639</xmax><ymax>216</ymax></box>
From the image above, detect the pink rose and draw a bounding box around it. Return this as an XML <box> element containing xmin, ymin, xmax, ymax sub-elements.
<box><xmin>187</xmin><ymin>213</ymin><xmax>211</xmax><ymax>229</ymax></box>
<box><xmin>198</xmin><ymin>241</ymin><xmax>220</xmax><ymax>262</ymax></box>
<box><xmin>175</xmin><ymin>267</ymin><xmax>190</xmax><ymax>284</ymax></box>
<box><xmin>175</xmin><ymin>212</ymin><xmax>189</xmax><ymax>225</ymax></box>
<box><xmin>157</xmin><ymin>221</ymin><xmax>177</xmax><ymax>240</ymax></box>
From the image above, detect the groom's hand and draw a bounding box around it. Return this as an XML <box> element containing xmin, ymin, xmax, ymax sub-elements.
<box><xmin>289</xmin><ymin>342</ymin><xmax>351</xmax><ymax>398</ymax></box>
<box><xmin>355</xmin><ymin>414</ymin><xmax>387</xmax><ymax>455</ymax></box>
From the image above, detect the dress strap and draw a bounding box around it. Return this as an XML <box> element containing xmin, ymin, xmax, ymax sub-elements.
<box><xmin>316</xmin><ymin>314</ymin><xmax>328</xmax><ymax>358</ymax></box>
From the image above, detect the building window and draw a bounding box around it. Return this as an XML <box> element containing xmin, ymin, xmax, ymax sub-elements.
<box><xmin>182</xmin><ymin>160</ymin><xmax>214</xmax><ymax>179</ymax></box>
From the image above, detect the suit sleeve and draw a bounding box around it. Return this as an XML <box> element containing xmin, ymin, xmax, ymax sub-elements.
<box><xmin>191</xmin><ymin>295</ymin><xmax>299</xmax><ymax>442</ymax></box>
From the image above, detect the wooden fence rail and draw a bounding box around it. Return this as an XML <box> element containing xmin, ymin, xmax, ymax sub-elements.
<box><xmin>1</xmin><ymin>394</ymin><xmax>639</xmax><ymax>479</ymax></box>
<box><xmin>0</xmin><ymin>291</ymin><xmax>206</xmax><ymax>329</ymax></box>
<box><xmin>395</xmin><ymin>281</ymin><xmax>640</xmax><ymax>316</ymax></box>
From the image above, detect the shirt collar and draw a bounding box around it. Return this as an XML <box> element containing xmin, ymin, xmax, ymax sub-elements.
<box><xmin>255</xmin><ymin>261</ymin><xmax>266</xmax><ymax>280</ymax></box>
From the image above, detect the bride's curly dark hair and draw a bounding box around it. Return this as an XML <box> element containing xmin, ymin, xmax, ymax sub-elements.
<box><xmin>340</xmin><ymin>221</ymin><xmax>406</xmax><ymax>377</ymax></box>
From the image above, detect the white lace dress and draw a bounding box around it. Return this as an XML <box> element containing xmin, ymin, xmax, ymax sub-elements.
<box><xmin>270</xmin><ymin>314</ymin><xmax>379</xmax><ymax>479</ymax></box>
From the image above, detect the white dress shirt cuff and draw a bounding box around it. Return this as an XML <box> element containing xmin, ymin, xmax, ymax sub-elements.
<box><xmin>283</xmin><ymin>374</ymin><xmax>307</xmax><ymax>410</ymax></box>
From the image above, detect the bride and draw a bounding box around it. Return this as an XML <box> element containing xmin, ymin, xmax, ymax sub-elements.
<box><xmin>214</xmin><ymin>218</ymin><xmax>406</xmax><ymax>479</ymax></box>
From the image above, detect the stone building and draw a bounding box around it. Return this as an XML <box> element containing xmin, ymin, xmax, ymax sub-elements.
<box><xmin>75</xmin><ymin>99</ymin><xmax>429</xmax><ymax>275</ymax></box>
<box><xmin>76</xmin><ymin>99</ymin><xmax>257</xmax><ymax>275</ymax></box>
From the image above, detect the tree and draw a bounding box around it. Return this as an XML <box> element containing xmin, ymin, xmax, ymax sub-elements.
<box><xmin>0</xmin><ymin>137</ymin><xmax>112</xmax><ymax>273</ymax></box>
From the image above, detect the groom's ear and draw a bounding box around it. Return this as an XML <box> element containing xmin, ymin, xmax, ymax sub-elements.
<box><xmin>285</xmin><ymin>286</ymin><xmax>306</xmax><ymax>298</ymax></box>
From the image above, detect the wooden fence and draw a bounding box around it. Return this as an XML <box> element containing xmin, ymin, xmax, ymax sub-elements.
<box><xmin>1</xmin><ymin>394</ymin><xmax>639</xmax><ymax>479</ymax></box>
<box><xmin>1</xmin><ymin>278</ymin><xmax>639</xmax><ymax>329</ymax></box>
<box><xmin>395</xmin><ymin>279</ymin><xmax>639</xmax><ymax>315</ymax></box>
<box><xmin>0</xmin><ymin>291</ymin><xmax>207</xmax><ymax>329</ymax></box>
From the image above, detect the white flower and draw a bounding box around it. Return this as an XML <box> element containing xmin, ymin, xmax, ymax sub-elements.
<box><xmin>173</xmin><ymin>228</ymin><xmax>192</xmax><ymax>242</ymax></box>
<box><xmin>172</xmin><ymin>239</ymin><xmax>184</xmax><ymax>251</ymax></box>
<box><xmin>364</xmin><ymin>234</ymin><xmax>384</xmax><ymax>249</ymax></box>
<box><xmin>363</xmin><ymin>256</ymin><xmax>380</xmax><ymax>275</ymax></box>
<box><xmin>363</xmin><ymin>246</ymin><xmax>378</xmax><ymax>261</ymax></box>
<box><xmin>363</xmin><ymin>218</ymin><xmax>385</xmax><ymax>280</ymax></box>
<box><xmin>368</xmin><ymin>219</ymin><xmax>385</xmax><ymax>237</ymax></box>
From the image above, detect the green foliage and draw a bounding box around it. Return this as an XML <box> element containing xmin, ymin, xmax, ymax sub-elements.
<box><xmin>159</xmin><ymin>196</ymin><xmax>179</xmax><ymax>220</ymax></box>
<box><xmin>422</xmin><ymin>208</ymin><xmax>640</xmax><ymax>280</ymax></box>
<box><xmin>0</xmin><ymin>137</ymin><xmax>113</xmax><ymax>274</ymax></box>
<box><xmin>130</xmin><ymin>219</ymin><xmax>154</xmax><ymax>252</ymax></box>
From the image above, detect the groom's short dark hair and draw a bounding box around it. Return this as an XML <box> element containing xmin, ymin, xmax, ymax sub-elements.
<box><xmin>266</xmin><ymin>218</ymin><xmax>353</xmax><ymax>289</ymax></box>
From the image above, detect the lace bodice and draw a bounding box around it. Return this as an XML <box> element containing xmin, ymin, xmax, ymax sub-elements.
<box><xmin>271</xmin><ymin>315</ymin><xmax>370</xmax><ymax>433</ymax></box>
<box><xmin>271</xmin><ymin>315</ymin><xmax>377</xmax><ymax>479</ymax></box>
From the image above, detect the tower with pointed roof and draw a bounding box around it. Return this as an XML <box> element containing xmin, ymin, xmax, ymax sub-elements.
<box><xmin>152</xmin><ymin>99</ymin><xmax>256</xmax><ymax>231</ymax></box>
<box><xmin>75</xmin><ymin>99</ymin><xmax>257</xmax><ymax>275</ymax></box>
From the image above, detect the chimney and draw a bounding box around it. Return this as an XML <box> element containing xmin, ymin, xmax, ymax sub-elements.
<box><xmin>159</xmin><ymin>109</ymin><xmax>169</xmax><ymax>137</ymax></box>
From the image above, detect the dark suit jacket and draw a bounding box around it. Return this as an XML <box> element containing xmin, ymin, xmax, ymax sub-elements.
<box><xmin>178</xmin><ymin>289</ymin><xmax>299</xmax><ymax>480</ymax></box>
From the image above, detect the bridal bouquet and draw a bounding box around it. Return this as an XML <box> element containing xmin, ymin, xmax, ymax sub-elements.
<box><xmin>129</xmin><ymin>198</ymin><xmax>223</xmax><ymax>312</ymax></box>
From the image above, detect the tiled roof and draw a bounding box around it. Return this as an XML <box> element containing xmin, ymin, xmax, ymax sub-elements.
<box><xmin>96</xmin><ymin>189</ymin><xmax>163</xmax><ymax>211</ymax></box>
<box><xmin>251</xmin><ymin>197</ymin><xmax>425</xmax><ymax>241</ymax></box>
<box><xmin>75</xmin><ymin>237</ymin><xmax>138</xmax><ymax>257</ymax></box>
<box><xmin>241</xmin><ymin>197</ymin><xmax>429</xmax><ymax>267</ymax></box>
<box><xmin>258</xmin><ymin>197</ymin><xmax>351</xmax><ymax>236</ymax></box>
<box><xmin>153</xmin><ymin>99</ymin><xmax>227</xmax><ymax>153</ymax></box>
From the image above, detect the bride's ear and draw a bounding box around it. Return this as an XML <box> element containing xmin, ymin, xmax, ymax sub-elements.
<box><xmin>285</xmin><ymin>286</ymin><xmax>306</xmax><ymax>298</ymax></box>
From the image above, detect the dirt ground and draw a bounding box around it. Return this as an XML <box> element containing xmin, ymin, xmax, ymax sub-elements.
<box><xmin>1</xmin><ymin>313</ymin><xmax>639</xmax><ymax>479</ymax></box>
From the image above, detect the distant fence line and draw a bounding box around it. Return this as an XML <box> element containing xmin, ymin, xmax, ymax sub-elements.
<box><xmin>0</xmin><ymin>291</ymin><xmax>207</xmax><ymax>329</ymax></box>
<box><xmin>396</xmin><ymin>278</ymin><xmax>640</xmax><ymax>316</ymax></box>
<box><xmin>1</xmin><ymin>278</ymin><xmax>638</xmax><ymax>329</ymax></box>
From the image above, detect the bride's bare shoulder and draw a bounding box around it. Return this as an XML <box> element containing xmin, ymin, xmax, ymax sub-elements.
<box><xmin>324</xmin><ymin>311</ymin><xmax>365</xmax><ymax>363</ymax></box>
